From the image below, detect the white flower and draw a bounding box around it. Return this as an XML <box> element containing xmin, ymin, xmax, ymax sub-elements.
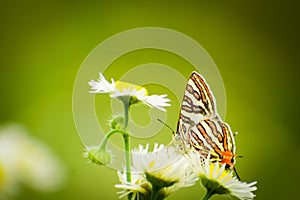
<box><xmin>139</xmin><ymin>94</ymin><xmax>170</xmax><ymax>112</ymax></box>
<box><xmin>115</xmin><ymin>171</ymin><xmax>151</xmax><ymax>200</ymax></box>
<box><xmin>0</xmin><ymin>124</ymin><xmax>66</xmax><ymax>197</ymax></box>
<box><xmin>189</xmin><ymin>152</ymin><xmax>257</xmax><ymax>200</ymax></box>
<box><xmin>132</xmin><ymin>144</ymin><xmax>197</xmax><ymax>192</ymax></box>
<box><xmin>115</xmin><ymin>144</ymin><xmax>198</xmax><ymax>200</ymax></box>
<box><xmin>88</xmin><ymin>72</ymin><xmax>116</xmax><ymax>93</ymax></box>
<box><xmin>88</xmin><ymin>73</ymin><xmax>171</xmax><ymax>111</ymax></box>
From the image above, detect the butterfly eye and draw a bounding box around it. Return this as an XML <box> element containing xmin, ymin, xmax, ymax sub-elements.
<box><xmin>231</xmin><ymin>157</ymin><xmax>235</xmax><ymax>164</ymax></box>
<box><xmin>225</xmin><ymin>164</ymin><xmax>231</xmax><ymax>169</ymax></box>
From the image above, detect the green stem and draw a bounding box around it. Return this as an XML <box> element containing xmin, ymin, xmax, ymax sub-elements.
<box><xmin>99</xmin><ymin>129</ymin><xmax>128</xmax><ymax>150</ymax></box>
<box><xmin>150</xmin><ymin>186</ymin><xmax>160</xmax><ymax>200</ymax></box>
<box><xmin>124</xmin><ymin>100</ymin><xmax>129</xmax><ymax>129</ymax></box>
<box><xmin>202</xmin><ymin>189</ymin><xmax>214</xmax><ymax>200</ymax></box>
<box><xmin>122</xmin><ymin>100</ymin><xmax>131</xmax><ymax>184</ymax></box>
<box><xmin>124</xmin><ymin>134</ymin><xmax>131</xmax><ymax>182</ymax></box>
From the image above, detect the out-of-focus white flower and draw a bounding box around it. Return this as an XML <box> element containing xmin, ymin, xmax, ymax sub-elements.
<box><xmin>89</xmin><ymin>73</ymin><xmax>171</xmax><ymax>111</ymax></box>
<box><xmin>0</xmin><ymin>124</ymin><xmax>66</xmax><ymax>197</ymax></box>
<box><xmin>189</xmin><ymin>152</ymin><xmax>257</xmax><ymax>200</ymax></box>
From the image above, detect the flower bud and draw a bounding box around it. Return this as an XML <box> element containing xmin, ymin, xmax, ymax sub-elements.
<box><xmin>110</xmin><ymin>115</ymin><xmax>125</xmax><ymax>129</ymax></box>
<box><xmin>84</xmin><ymin>146</ymin><xmax>112</xmax><ymax>166</ymax></box>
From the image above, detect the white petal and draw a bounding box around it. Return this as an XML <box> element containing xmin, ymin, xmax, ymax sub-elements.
<box><xmin>143</xmin><ymin>95</ymin><xmax>171</xmax><ymax>111</ymax></box>
<box><xmin>131</xmin><ymin>144</ymin><xmax>197</xmax><ymax>192</ymax></box>
<box><xmin>187</xmin><ymin>151</ymin><xmax>257</xmax><ymax>199</ymax></box>
<box><xmin>88</xmin><ymin>73</ymin><xmax>116</xmax><ymax>93</ymax></box>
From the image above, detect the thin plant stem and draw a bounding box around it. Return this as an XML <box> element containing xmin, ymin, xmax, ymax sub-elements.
<box><xmin>124</xmin><ymin>134</ymin><xmax>131</xmax><ymax>182</ymax></box>
<box><xmin>122</xmin><ymin>100</ymin><xmax>131</xmax><ymax>184</ymax></box>
<box><xmin>124</xmin><ymin>99</ymin><xmax>129</xmax><ymax>128</ymax></box>
<box><xmin>202</xmin><ymin>189</ymin><xmax>214</xmax><ymax>200</ymax></box>
<box><xmin>150</xmin><ymin>186</ymin><xmax>160</xmax><ymax>200</ymax></box>
<box><xmin>99</xmin><ymin>129</ymin><xmax>129</xmax><ymax>150</ymax></box>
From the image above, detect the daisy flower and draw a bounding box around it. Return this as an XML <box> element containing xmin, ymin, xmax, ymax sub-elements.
<box><xmin>115</xmin><ymin>144</ymin><xmax>197</xmax><ymax>199</ymax></box>
<box><xmin>132</xmin><ymin>144</ymin><xmax>197</xmax><ymax>187</ymax></box>
<box><xmin>188</xmin><ymin>152</ymin><xmax>257</xmax><ymax>200</ymax></box>
<box><xmin>88</xmin><ymin>73</ymin><xmax>170</xmax><ymax>111</ymax></box>
<box><xmin>115</xmin><ymin>170</ymin><xmax>152</xmax><ymax>200</ymax></box>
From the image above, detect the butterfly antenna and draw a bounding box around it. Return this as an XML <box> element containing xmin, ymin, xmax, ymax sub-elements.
<box><xmin>157</xmin><ymin>119</ymin><xmax>175</xmax><ymax>135</ymax></box>
<box><xmin>233</xmin><ymin>167</ymin><xmax>241</xmax><ymax>181</ymax></box>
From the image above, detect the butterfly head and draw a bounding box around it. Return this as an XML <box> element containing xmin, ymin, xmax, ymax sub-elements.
<box><xmin>219</xmin><ymin>151</ymin><xmax>242</xmax><ymax>180</ymax></box>
<box><xmin>220</xmin><ymin>150</ymin><xmax>236</xmax><ymax>169</ymax></box>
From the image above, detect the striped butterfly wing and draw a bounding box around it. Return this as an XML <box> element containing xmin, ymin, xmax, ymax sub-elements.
<box><xmin>176</xmin><ymin>71</ymin><xmax>236</xmax><ymax>168</ymax></box>
<box><xmin>176</xmin><ymin>71</ymin><xmax>216</xmax><ymax>143</ymax></box>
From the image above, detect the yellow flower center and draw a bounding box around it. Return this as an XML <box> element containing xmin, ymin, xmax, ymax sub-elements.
<box><xmin>115</xmin><ymin>81</ymin><xmax>148</xmax><ymax>95</ymax></box>
<box><xmin>148</xmin><ymin>160</ymin><xmax>156</xmax><ymax>169</ymax></box>
<box><xmin>209</xmin><ymin>163</ymin><xmax>231</xmax><ymax>181</ymax></box>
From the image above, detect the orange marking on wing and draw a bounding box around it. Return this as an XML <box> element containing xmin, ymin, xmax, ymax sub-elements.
<box><xmin>197</xmin><ymin>123</ymin><xmax>223</xmax><ymax>158</ymax></box>
<box><xmin>221</xmin><ymin>123</ymin><xmax>229</xmax><ymax>151</ymax></box>
<box><xmin>191</xmin><ymin>75</ymin><xmax>206</xmax><ymax>104</ymax></box>
<box><xmin>192</xmin><ymin>72</ymin><xmax>215</xmax><ymax>111</ymax></box>
<box><xmin>186</xmin><ymin>84</ymin><xmax>200</xmax><ymax>101</ymax></box>
<box><xmin>204</xmin><ymin>119</ymin><xmax>223</xmax><ymax>143</ymax></box>
<box><xmin>191</xmin><ymin>130</ymin><xmax>204</xmax><ymax>146</ymax></box>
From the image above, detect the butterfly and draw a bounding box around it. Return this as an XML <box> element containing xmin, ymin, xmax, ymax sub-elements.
<box><xmin>175</xmin><ymin>71</ymin><xmax>239</xmax><ymax>178</ymax></box>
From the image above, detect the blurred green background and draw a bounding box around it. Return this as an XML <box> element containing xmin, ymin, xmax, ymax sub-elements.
<box><xmin>1</xmin><ymin>0</ymin><xmax>299</xmax><ymax>199</ymax></box>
